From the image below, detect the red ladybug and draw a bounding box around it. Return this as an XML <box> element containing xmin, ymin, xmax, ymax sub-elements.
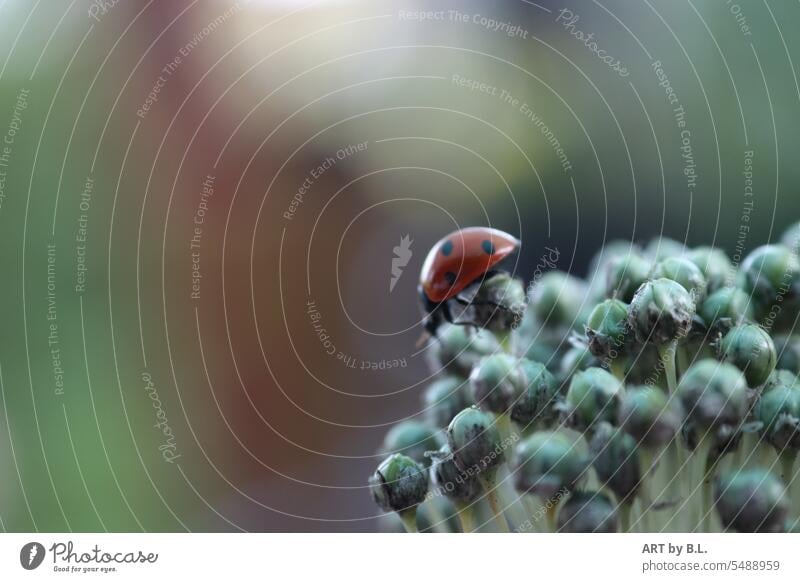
<box><xmin>419</xmin><ymin>227</ymin><xmax>520</xmax><ymax>336</ymax></box>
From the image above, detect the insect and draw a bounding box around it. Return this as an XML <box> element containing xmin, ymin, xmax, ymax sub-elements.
<box><xmin>419</xmin><ymin>227</ymin><xmax>520</xmax><ymax>337</ymax></box>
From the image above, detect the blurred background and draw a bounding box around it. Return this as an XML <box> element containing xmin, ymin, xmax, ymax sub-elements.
<box><xmin>0</xmin><ymin>0</ymin><xmax>798</xmax><ymax>531</ymax></box>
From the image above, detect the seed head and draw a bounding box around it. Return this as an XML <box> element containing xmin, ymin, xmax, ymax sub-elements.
<box><xmin>510</xmin><ymin>431</ymin><xmax>587</xmax><ymax>500</ymax></box>
<box><xmin>429</xmin><ymin>444</ymin><xmax>482</xmax><ymax>503</ymax></box>
<box><xmin>688</xmin><ymin>246</ymin><xmax>733</xmax><ymax>294</ymax></box>
<box><xmin>677</xmin><ymin>359</ymin><xmax>748</xmax><ymax>438</ymax></box>
<box><xmin>589</xmin><ymin>422</ymin><xmax>641</xmax><ymax>503</ymax></box>
<box><xmin>446</xmin><ymin>406</ymin><xmax>505</xmax><ymax>474</ymax></box>
<box><xmin>585</xmin><ymin>299</ymin><xmax>632</xmax><ymax>359</ymax></box>
<box><xmin>369</xmin><ymin>454</ymin><xmax>429</xmax><ymax>514</ymax></box>
<box><xmin>717</xmin><ymin>324</ymin><xmax>777</xmax><ymax>387</ymax></box>
<box><xmin>529</xmin><ymin>271</ymin><xmax>587</xmax><ymax>329</ymax></box>
<box><xmin>755</xmin><ymin>385</ymin><xmax>800</xmax><ymax>451</ymax></box>
<box><xmin>426</xmin><ymin>324</ymin><xmax>498</xmax><ymax>378</ymax></box>
<box><xmin>618</xmin><ymin>385</ymin><xmax>680</xmax><ymax>447</ymax></box>
<box><xmin>557</xmin><ymin>491</ymin><xmax>618</xmax><ymax>533</ymax></box>
<box><xmin>604</xmin><ymin>253</ymin><xmax>652</xmax><ymax>303</ymax></box>
<box><xmin>628</xmin><ymin>278</ymin><xmax>696</xmax><ymax>345</ymax></box>
<box><xmin>699</xmin><ymin>287</ymin><xmax>753</xmax><ymax>334</ymax></box>
<box><xmin>564</xmin><ymin>367</ymin><xmax>625</xmax><ymax>432</ymax></box>
<box><xmin>510</xmin><ymin>359</ymin><xmax>559</xmax><ymax>426</ymax></box>
<box><xmin>423</xmin><ymin>376</ymin><xmax>469</xmax><ymax>428</ymax></box>
<box><xmin>469</xmin><ymin>354</ymin><xmax>527</xmax><ymax>416</ymax></box>
<box><xmin>774</xmin><ymin>334</ymin><xmax>800</xmax><ymax>376</ymax></box>
<box><xmin>714</xmin><ymin>469</ymin><xmax>788</xmax><ymax>533</ymax></box>
<box><xmin>382</xmin><ymin>421</ymin><xmax>444</xmax><ymax>467</ymax></box>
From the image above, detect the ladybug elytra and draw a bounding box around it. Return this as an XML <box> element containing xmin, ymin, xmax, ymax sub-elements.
<box><xmin>419</xmin><ymin>227</ymin><xmax>520</xmax><ymax>336</ymax></box>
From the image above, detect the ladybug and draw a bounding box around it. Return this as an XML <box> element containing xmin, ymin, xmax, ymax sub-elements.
<box><xmin>419</xmin><ymin>227</ymin><xmax>520</xmax><ymax>336</ymax></box>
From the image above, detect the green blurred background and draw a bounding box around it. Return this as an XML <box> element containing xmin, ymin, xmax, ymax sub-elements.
<box><xmin>0</xmin><ymin>0</ymin><xmax>798</xmax><ymax>531</ymax></box>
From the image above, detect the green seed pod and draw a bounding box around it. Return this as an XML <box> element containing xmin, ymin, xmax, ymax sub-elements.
<box><xmin>458</xmin><ymin>273</ymin><xmax>527</xmax><ymax>333</ymax></box>
<box><xmin>782</xmin><ymin>222</ymin><xmax>800</xmax><ymax>251</ymax></box>
<box><xmin>688</xmin><ymin>246</ymin><xmax>733</xmax><ymax>294</ymax></box>
<box><xmin>446</xmin><ymin>406</ymin><xmax>505</xmax><ymax>473</ymax></box>
<box><xmin>564</xmin><ymin>368</ymin><xmax>624</xmax><ymax>431</ymax></box>
<box><xmin>423</xmin><ymin>376</ymin><xmax>469</xmax><ymax>428</ymax></box>
<box><xmin>604</xmin><ymin>253</ymin><xmax>652</xmax><ymax>303</ymax></box>
<box><xmin>559</xmin><ymin>343</ymin><xmax>599</xmax><ymax>382</ymax></box>
<box><xmin>774</xmin><ymin>335</ymin><xmax>800</xmax><ymax>375</ymax></box>
<box><xmin>654</xmin><ymin>256</ymin><xmax>708</xmax><ymax>301</ymax></box>
<box><xmin>521</xmin><ymin>338</ymin><xmax>559</xmax><ymax>368</ymax></box>
<box><xmin>557</xmin><ymin>491</ymin><xmax>618</xmax><ymax>533</ymax></box>
<box><xmin>763</xmin><ymin>369</ymin><xmax>800</xmax><ymax>394</ymax></box>
<box><xmin>469</xmin><ymin>354</ymin><xmax>527</xmax><ymax>415</ymax></box>
<box><xmin>718</xmin><ymin>324</ymin><xmax>777</xmax><ymax>387</ymax></box>
<box><xmin>510</xmin><ymin>431</ymin><xmax>587</xmax><ymax>499</ymax></box>
<box><xmin>738</xmin><ymin>245</ymin><xmax>800</xmax><ymax>321</ymax></box>
<box><xmin>382</xmin><ymin>421</ymin><xmax>444</xmax><ymax>467</ymax></box>
<box><xmin>714</xmin><ymin>469</ymin><xmax>789</xmax><ymax>533</ymax></box>
<box><xmin>587</xmin><ymin>242</ymin><xmax>639</xmax><ymax>302</ymax></box>
<box><xmin>755</xmin><ymin>386</ymin><xmax>800</xmax><ymax>451</ymax></box>
<box><xmin>529</xmin><ymin>271</ymin><xmax>587</xmax><ymax>329</ymax></box>
<box><xmin>628</xmin><ymin>278</ymin><xmax>696</xmax><ymax>345</ymax></box>
<box><xmin>589</xmin><ymin>240</ymin><xmax>639</xmax><ymax>277</ymax></box>
<box><xmin>589</xmin><ymin>422</ymin><xmax>640</xmax><ymax>503</ymax></box>
<box><xmin>510</xmin><ymin>359</ymin><xmax>559</xmax><ymax>426</ymax></box>
<box><xmin>369</xmin><ymin>454</ymin><xmax>429</xmax><ymax>514</ymax></box>
<box><xmin>618</xmin><ymin>385</ymin><xmax>680</xmax><ymax>447</ymax></box>
<box><xmin>698</xmin><ymin>287</ymin><xmax>753</xmax><ymax>333</ymax></box>
<box><xmin>585</xmin><ymin>299</ymin><xmax>632</xmax><ymax>359</ymax></box>
<box><xmin>644</xmin><ymin>237</ymin><xmax>686</xmax><ymax>262</ymax></box>
<box><xmin>426</xmin><ymin>324</ymin><xmax>499</xmax><ymax>378</ymax></box>
<box><xmin>429</xmin><ymin>444</ymin><xmax>482</xmax><ymax>503</ymax></box>
<box><xmin>677</xmin><ymin>359</ymin><xmax>748</xmax><ymax>435</ymax></box>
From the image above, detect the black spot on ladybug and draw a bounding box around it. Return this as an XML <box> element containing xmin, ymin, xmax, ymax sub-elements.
<box><xmin>444</xmin><ymin>271</ymin><xmax>457</xmax><ymax>285</ymax></box>
<box><xmin>481</xmin><ymin>240</ymin><xmax>495</xmax><ymax>255</ymax></box>
<box><xmin>441</xmin><ymin>240</ymin><xmax>454</xmax><ymax>256</ymax></box>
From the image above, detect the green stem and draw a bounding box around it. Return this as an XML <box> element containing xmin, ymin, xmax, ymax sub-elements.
<box><xmin>610</xmin><ymin>357</ymin><xmax>627</xmax><ymax>381</ymax></box>
<box><xmin>780</xmin><ymin>450</ymin><xmax>797</xmax><ymax>490</ymax></box>
<box><xmin>637</xmin><ymin>447</ymin><xmax>656</xmax><ymax>532</ymax></box>
<box><xmin>423</xmin><ymin>500</ymin><xmax>448</xmax><ymax>533</ymax></box>
<box><xmin>478</xmin><ymin>471</ymin><xmax>510</xmax><ymax>533</ymax></box>
<box><xmin>496</xmin><ymin>330</ymin><xmax>513</xmax><ymax>355</ymax></box>
<box><xmin>496</xmin><ymin>413</ymin><xmax>514</xmax><ymax>448</ymax></box>
<box><xmin>545</xmin><ymin>496</ymin><xmax>561</xmax><ymax>532</ymax></box>
<box><xmin>678</xmin><ymin>345</ymin><xmax>692</xmax><ymax>378</ymax></box>
<box><xmin>398</xmin><ymin>509</ymin><xmax>418</xmax><ymax>533</ymax></box>
<box><xmin>455</xmin><ymin>502</ymin><xmax>477</xmax><ymax>533</ymax></box>
<box><xmin>659</xmin><ymin>341</ymin><xmax>678</xmax><ymax>393</ymax></box>
<box><xmin>692</xmin><ymin>436</ymin><xmax>715</xmax><ymax>533</ymax></box>
<box><xmin>618</xmin><ymin>500</ymin><xmax>633</xmax><ymax>533</ymax></box>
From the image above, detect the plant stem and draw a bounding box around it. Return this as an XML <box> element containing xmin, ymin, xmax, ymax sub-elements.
<box><xmin>423</xmin><ymin>500</ymin><xmax>448</xmax><ymax>533</ymax></box>
<box><xmin>610</xmin><ymin>357</ymin><xmax>627</xmax><ymax>381</ymax></box>
<box><xmin>545</xmin><ymin>496</ymin><xmax>561</xmax><ymax>532</ymax></box>
<box><xmin>496</xmin><ymin>330</ymin><xmax>513</xmax><ymax>355</ymax></box>
<box><xmin>692</xmin><ymin>436</ymin><xmax>715</xmax><ymax>532</ymax></box>
<box><xmin>455</xmin><ymin>502</ymin><xmax>477</xmax><ymax>533</ymax></box>
<box><xmin>398</xmin><ymin>509</ymin><xmax>418</xmax><ymax>533</ymax></box>
<box><xmin>780</xmin><ymin>450</ymin><xmax>798</xmax><ymax>491</ymax></box>
<box><xmin>478</xmin><ymin>471</ymin><xmax>510</xmax><ymax>533</ymax></box>
<box><xmin>638</xmin><ymin>447</ymin><xmax>656</xmax><ymax>532</ymax></box>
<box><xmin>618</xmin><ymin>501</ymin><xmax>633</xmax><ymax>533</ymax></box>
<box><xmin>659</xmin><ymin>341</ymin><xmax>678</xmax><ymax>393</ymax></box>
